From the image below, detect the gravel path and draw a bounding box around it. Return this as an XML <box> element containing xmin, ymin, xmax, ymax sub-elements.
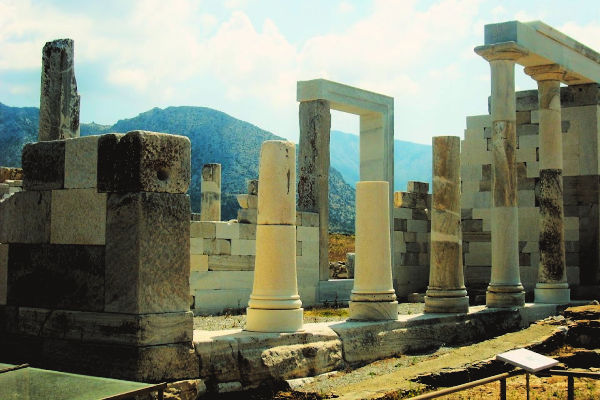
<box><xmin>193</xmin><ymin>302</ymin><xmax>425</xmax><ymax>331</ymax></box>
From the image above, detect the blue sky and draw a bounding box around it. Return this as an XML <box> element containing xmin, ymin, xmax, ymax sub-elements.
<box><xmin>1</xmin><ymin>0</ymin><xmax>599</xmax><ymax>144</ymax></box>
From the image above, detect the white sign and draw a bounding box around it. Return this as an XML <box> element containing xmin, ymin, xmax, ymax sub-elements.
<box><xmin>496</xmin><ymin>348</ymin><xmax>559</xmax><ymax>373</ymax></box>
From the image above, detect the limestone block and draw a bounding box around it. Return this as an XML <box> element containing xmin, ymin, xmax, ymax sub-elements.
<box><xmin>208</xmin><ymin>255</ymin><xmax>255</xmax><ymax>271</ymax></box>
<box><xmin>465</xmin><ymin>243</ymin><xmax>491</xmax><ymax>266</ymax></box>
<box><xmin>408</xmin><ymin>181</ymin><xmax>429</xmax><ymax>194</ymax></box>
<box><xmin>190</xmin><ymin>221</ymin><xmax>216</xmax><ymax>239</ymax></box>
<box><xmin>200</xmin><ymin>163</ymin><xmax>221</xmax><ymax>221</ymax></box>
<box><xmin>564</xmin><ymin>216</ymin><xmax>579</xmax><ymax>231</ymax></box>
<box><xmin>526</xmin><ymin>162</ymin><xmax>540</xmax><ymax>178</ymax></box>
<box><xmin>517</xmin><ymin>189</ymin><xmax>535</xmax><ymax>207</ymax></box>
<box><xmin>22</xmin><ymin>141</ymin><xmax>65</xmax><ymax>190</ymax></box>
<box><xmin>38</xmin><ymin>39</ymin><xmax>80</xmax><ymax>141</ymax></box>
<box><xmin>194</xmin><ymin>289</ymin><xmax>251</xmax><ymax>314</ymax></box>
<box><xmin>297</xmin><ymin>240</ymin><xmax>319</xmax><ymax>268</ymax></box>
<box><xmin>190</xmin><ymin>237</ymin><xmax>204</xmax><ymax>255</ymax></box>
<box><xmin>299</xmin><ymin>211</ymin><xmax>319</xmax><ymax>227</ymax></box>
<box><xmin>298</xmin><ymin>285</ymin><xmax>318</xmax><ymax>306</ymax></box>
<box><xmin>0</xmin><ymin>167</ymin><xmax>23</xmax><ymax>183</ymax></box>
<box><xmin>230</xmin><ymin>239</ymin><xmax>256</xmax><ymax>256</ymax></box>
<box><xmin>518</xmin><ymin>207</ymin><xmax>539</xmax><ymax>241</ymax></box>
<box><xmin>248</xmin><ymin>179</ymin><xmax>259</xmax><ymax>195</ymax></box>
<box><xmin>97</xmin><ymin>131</ymin><xmax>191</xmax><ymax>193</ymax></box>
<box><xmin>473</xmin><ymin>191</ymin><xmax>491</xmax><ymax>208</ymax></box>
<box><xmin>105</xmin><ymin>192</ymin><xmax>190</xmax><ymax>314</ymax></box>
<box><xmin>0</xmin><ymin>244</ymin><xmax>7</xmax><ymax>305</ymax></box>
<box><xmin>0</xmin><ymin>191</ymin><xmax>51</xmax><ymax>244</ymax></box>
<box><xmin>407</xmin><ymin>220</ymin><xmax>428</xmax><ymax>233</ymax></box>
<box><xmin>239</xmin><ymin>223</ymin><xmax>257</xmax><ymax>240</ymax></box>
<box><xmin>50</xmin><ymin>189</ymin><xmax>107</xmax><ymax>245</ymax></box>
<box><xmin>64</xmin><ymin>136</ymin><xmax>100</xmax><ymax>189</ymax></box>
<box><xmin>394</xmin><ymin>192</ymin><xmax>427</xmax><ymax>209</ymax></box>
<box><xmin>416</xmin><ymin>232</ymin><xmax>430</xmax><ymax>243</ymax></box>
<box><xmin>7</xmin><ymin>244</ymin><xmax>105</xmax><ymax>311</ymax></box>
<box><xmin>191</xmin><ymin>271</ymin><xmax>254</xmax><ymax>290</ymax></box>
<box><xmin>237</xmin><ymin>209</ymin><xmax>257</xmax><ymax>224</ymax></box>
<box><xmin>462</xmin><ymin>165</ymin><xmax>482</xmax><ymax>181</ymax></box>
<box><xmin>215</xmin><ymin>221</ymin><xmax>240</xmax><ymax>239</ymax></box>
<box><xmin>296</xmin><ymin>241</ymin><xmax>302</xmax><ymax>256</ymax></box>
<box><xmin>190</xmin><ymin>254</ymin><xmax>208</xmax><ymax>272</ymax></box>
<box><xmin>466</xmin><ymin>115</ymin><xmax>491</xmax><ymax>130</ymax></box>
<box><xmin>237</xmin><ymin>194</ymin><xmax>258</xmax><ymax>209</ymax></box>
<box><xmin>257</xmin><ymin>141</ymin><xmax>296</xmax><ymax>225</ymax></box>
<box><xmin>565</xmin><ymin>229</ymin><xmax>579</xmax><ymax>241</ymax></box>
<box><xmin>202</xmin><ymin>239</ymin><xmax>231</xmax><ymax>256</ymax></box>
<box><xmin>393</xmin><ymin>207</ymin><xmax>412</xmax><ymax>219</ymax></box>
<box><xmin>297</xmin><ymin>226</ymin><xmax>319</xmax><ymax>242</ymax></box>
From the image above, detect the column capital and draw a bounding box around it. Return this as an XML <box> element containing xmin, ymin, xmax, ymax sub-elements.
<box><xmin>474</xmin><ymin>42</ymin><xmax>529</xmax><ymax>62</ymax></box>
<box><xmin>524</xmin><ymin>64</ymin><xmax>566</xmax><ymax>82</ymax></box>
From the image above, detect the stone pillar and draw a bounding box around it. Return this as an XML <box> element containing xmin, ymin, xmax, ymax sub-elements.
<box><xmin>424</xmin><ymin>136</ymin><xmax>469</xmax><ymax>313</ymax></box>
<box><xmin>524</xmin><ymin>64</ymin><xmax>570</xmax><ymax>304</ymax></box>
<box><xmin>349</xmin><ymin>181</ymin><xmax>398</xmax><ymax>320</ymax></box>
<box><xmin>246</xmin><ymin>140</ymin><xmax>303</xmax><ymax>332</ymax></box>
<box><xmin>298</xmin><ymin>100</ymin><xmax>331</xmax><ymax>281</ymax></box>
<box><xmin>39</xmin><ymin>39</ymin><xmax>80</xmax><ymax>141</ymax></box>
<box><xmin>200</xmin><ymin>163</ymin><xmax>221</xmax><ymax>221</ymax></box>
<box><xmin>475</xmin><ymin>43</ymin><xmax>527</xmax><ymax>308</ymax></box>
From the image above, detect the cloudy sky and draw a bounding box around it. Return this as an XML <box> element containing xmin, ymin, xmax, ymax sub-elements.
<box><xmin>1</xmin><ymin>0</ymin><xmax>599</xmax><ymax>144</ymax></box>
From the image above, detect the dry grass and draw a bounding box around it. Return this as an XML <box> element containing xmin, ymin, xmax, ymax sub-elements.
<box><xmin>328</xmin><ymin>233</ymin><xmax>355</xmax><ymax>262</ymax></box>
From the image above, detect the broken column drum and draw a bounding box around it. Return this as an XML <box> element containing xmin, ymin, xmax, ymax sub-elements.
<box><xmin>38</xmin><ymin>38</ymin><xmax>80</xmax><ymax>141</ymax></box>
<box><xmin>349</xmin><ymin>181</ymin><xmax>398</xmax><ymax>320</ymax></box>
<box><xmin>246</xmin><ymin>140</ymin><xmax>303</xmax><ymax>332</ymax></box>
<box><xmin>200</xmin><ymin>163</ymin><xmax>221</xmax><ymax>221</ymax></box>
<box><xmin>424</xmin><ymin>136</ymin><xmax>469</xmax><ymax>313</ymax></box>
<box><xmin>475</xmin><ymin>43</ymin><xmax>527</xmax><ymax>308</ymax></box>
<box><xmin>525</xmin><ymin>64</ymin><xmax>570</xmax><ymax>304</ymax></box>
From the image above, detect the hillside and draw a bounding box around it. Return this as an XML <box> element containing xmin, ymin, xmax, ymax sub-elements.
<box><xmin>0</xmin><ymin>103</ymin><xmax>356</xmax><ymax>232</ymax></box>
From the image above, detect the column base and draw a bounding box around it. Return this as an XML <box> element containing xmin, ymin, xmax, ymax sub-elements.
<box><xmin>245</xmin><ymin>308</ymin><xmax>303</xmax><ymax>333</ymax></box>
<box><xmin>534</xmin><ymin>284</ymin><xmax>570</xmax><ymax>304</ymax></box>
<box><xmin>349</xmin><ymin>301</ymin><xmax>398</xmax><ymax>321</ymax></box>
<box><xmin>486</xmin><ymin>286</ymin><xmax>525</xmax><ymax>308</ymax></box>
<box><xmin>424</xmin><ymin>294</ymin><xmax>469</xmax><ymax>314</ymax></box>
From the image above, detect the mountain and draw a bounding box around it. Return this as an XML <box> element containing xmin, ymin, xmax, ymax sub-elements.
<box><xmin>0</xmin><ymin>103</ymin><xmax>356</xmax><ymax>233</ymax></box>
<box><xmin>330</xmin><ymin>130</ymin><xmax>432</xmax><ymax>192</ymax></box>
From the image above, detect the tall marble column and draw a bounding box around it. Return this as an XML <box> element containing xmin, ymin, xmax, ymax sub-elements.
<box><xmin>246</xmin><ymin>140</ymin><xmax>303</xmax><ymax>332</ymax></box>
<box><xmin>200</xmin><ymin>163</ymin><xmax>221</xmax><ymax>221</ymax></box>
<box><xmin>424</xmin><ymin>136</ymin><xmax>469</xmax><ymax>313</ymax></box>
<box><xmin>475</xmin><ymin>43</ymin><xmax>527</xmax><ymax>308</ymax></box>
<box><xmin>524</xmin><ymin>64</ymin><xmax>570</xmax><ymax>304</ymax></box>
<box><xmin>349</xmin><ymin>181</ymin><xmax>398</xmax><ymax>320</ymax></box>
<box><xmin>39</xmin><ymin>38</ymin><xmax>80</xmax><ymax>141</ymax></box>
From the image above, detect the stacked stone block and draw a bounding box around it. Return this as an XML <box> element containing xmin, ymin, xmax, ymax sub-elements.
<box><xmin>0</xmin><ymin>131</ymin><xmax>197</xmax><ymax>382</ymax></box>
<box><xmin>0</xmin><ymin>168</ymin><xmax>23</xmax><ymax>200</ymax></box>
<box><xmin>392</xmin><ymin>181</ymin><xmax>431</xmax><ymax>297</ymax></box>
<box><xmin>190</xmin><ymin>210</ymin><xmax>319</xmax><ymax>315</ymax></box>
<box><xmin>461</xmin><ymin>84</ymin><xmax>600</xmax><ymax>298</ymax></box>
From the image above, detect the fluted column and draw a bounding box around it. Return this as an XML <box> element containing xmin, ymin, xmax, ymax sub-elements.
<box><xmin>349</xmin><ymin>181</ymin><xmax>398</xmax><ymax>320</ymax></box>
<box><xmin>424</xmin><ymin>136</ymin><xmax>469</xmax><ymax>313</ymax></box>
<box><xmin>475</xmin><ymin>43</ymin><xmax>527</xmax><ymax>308</ymax></box>
<box><xmin>524</xmin><ymin>64</ymin><xmax>570</xmax><ymax>304</ymax></box>
<box><xmin>200</xmin><ymin>163</ymin><xmax>221</xmax><ymax>221</ymax></box>
<box><xmin>246</xmin><ymin>140</ymin><xmax>303</xmax><ymax>332</ymax></box>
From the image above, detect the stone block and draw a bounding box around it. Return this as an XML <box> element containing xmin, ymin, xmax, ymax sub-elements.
<box><xmin>462</xmin><ymin>219</ymin><xmax>483</xmax><ymax>232</ymax></box>
<box><xmin>190</xmin><ymin>237</ymin><xmax>204</xmax><ymax>255</ymax></box>
<box><xmin>193</xmin><ymin>289</ymin><xmax>251</xmax><ymax>314</ymax></box>
<box><xmin>7</xmin><ymin>244</ymin><xmax>105</xmax><ymax>311</ymax></box>
<box><xmin>64</xmin><ymin>135</ymin><xmax>100</xmax><ymax>189</ymax></box>
<box><xmin>407</xmin><ymin>219</ymin><xmax>428</xmax><ymax>233</ymax></box>
<box><xmin>208</xmin><ymin>255</ymin><xmax>255</xmax><ymax>271</ymax></box>
<box><xmin>0</xmin><ymin>183</ymin><xmax>8</xmax><ymax>196</ymax></box>
<box><xmin>296</xmin><ymin>241</ymin><xmax>302</xmax><ymax>256</ymax></box>
<box><xmin>238</xmin><ymin>208</ymin><xmax>257</xmax><ymax>224</ymax></box>
<box><xmin>297</xmin><ymin>226</ymin><xmax>319</xmax><ymax>242</ymax></box>
<box><xmin>230</xmin><ymin>239</ymin><xmax>256</xmax><ymax>256</ymax></box>
<box><xmin>191</xmin><ymin>254</ymin><xmax>208</xmax><ymax>272</ymax></box>
<box><xmin>466</xmin><ymin>114</ymin><xmax>491</xmax><ymax>130</ymax></box>
<box><xmin>105</xmin><ymin>192</ymin><xmax>190</xmax><ymax>314</ymax></box>
<box><xmin>0</xmin><ymin>191</ymin><xmax>51</xmax><ymax>244</ymax></box>
<box><xmin>50</xmin><ymin>189</ymin><xmax>107</xmax><ymax>245</ymax></box>
<box><xmin>394</xmin><ymin>218</ymin><xmax>407</xmax><ymax>232</ymax></box>
<box><xmin>517</xmin><ymin>190</ymin><xmax>535</xmax><ymax>207</ymax></box>
<box><xmin>392</xmin><ymin>265</ymin><xmax>429</xmax><ymax>297</ymax></box>
<box><xmin>393</xmin><ymin>207</ymin><xmax>412</xmax><ymax>219</ymax></box>
<box><xmin>22</xmin><ymin>140</ymin><xmax>65</xmax><ymax>190</ymax></box>
<box><xmin>394</xmin><ymin>192</ymin><xmax>427</xmax><ymax>209</ymax></box>
<box><xmin>473</xmin><ymin>191</ymin><xmax>491</xmax><ymax>208</ymax></box>
<box><xmin>300</xmin><ymin>211</ymin><xmax>319</xmax><ymax>227</ymax></box>
<box><xmin>97</xmin><ymin>131</ymin><xmax>191</xmax><ymax>193</ymax></box>
<box><xmin>190</xmin><ymin>221</ymin><xmax>216</xmax><ymax>239</ymax></box>
<box><xmin>190</xmin><ymin>271</ymin><xmax>254</xmax><ymax>290</ymax></box>
<box><xmin>0</xmin><ymin>244</ymin><xmax>7</xmax><ymax>305</ymax></box>
<box><xmin>203</xmin><ymin>239</ymin><xmax>231</xmax><ymax>255</ymax></box>
<box><xmin>215</xmin><ymin>221</ymin><xmax>240</xmax><ymax>239</ymax></box>
<box><xmin>318</xmin><ymin>279</ymin><xmax>353</xmax><ymax>302</ymax></box>
<box><xmin>239</xmin><ymin>223</ymin><xmax>257</xmax><ymax>240</ymax></box>
<box><xmin>407</xmin><ymin>181</ymin><xmax>429</xmax><ymax>194</ymax></box>
<box><xmin>0</xmin><ymin>167</ymin><xmax>23</xmax><ymax>183</ymax></box>
<box><xmin>412</xmin><ymin>208</ymin><xmax>429</xmax><ymax>220</ymax></box>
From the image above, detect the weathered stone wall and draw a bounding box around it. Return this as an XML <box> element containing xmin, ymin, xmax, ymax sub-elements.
<box><xmin>461</xmin><ymin>84</ymin><xmax>600</xmax><ymax>299</ymax></box>
<box><xmin>0</xmin><ymin>131</ymin><xmax>197</xmax><ymax>382</ymax></box>
<box><xmin>0</xmin><ymin>168</ymin><xmax>23</xmax><ymax>201</ymax></box>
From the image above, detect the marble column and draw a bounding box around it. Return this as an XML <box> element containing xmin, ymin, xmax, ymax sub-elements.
<box><xmin>246</xmin><ymin>140</ymin><xmax>303</xmax><ymax>332</ymax></box>
<box><xmin>424</xmin><ymin>136</ymin><xmax>469</xmax><ymax>313</ymax></box>
<box><xmin>200</xmin><ymin>163</ymin><xmax>221</xmax><ymax>221</ymax></box>
<box><xmin>349</xmin><ymin>181</ymin><xmax>398</xmax><ymax>320</ymax></box>
<box><xmin>524</xmin><ymin>64</ymin><xmax>570</xmax><ymax>304</ymax></box>
<box><xmin>298</xmin><ymin>100</ymin><xmax>331</xmax><ymax>281</ymax></box>
<box><xmin>39</xmin><ymin>38</ymin><xmax>80</xmax><ymax>141</ymax></box>
<box><xmin>475</xmin><ymin>43</ymin><xmax>527</xmax><ymax>308</ymax></box>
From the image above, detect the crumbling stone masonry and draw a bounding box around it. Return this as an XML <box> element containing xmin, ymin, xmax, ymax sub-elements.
<box><xmin>0</xmin><ymin>131</ymin><xmax>197</xmax><ymax>382</ymax></box>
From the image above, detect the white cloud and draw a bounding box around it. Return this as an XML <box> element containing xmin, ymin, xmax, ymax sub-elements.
<box><xmin>559</xmin><ymin>21</ymin><xmax>600</xmax><ymax>53</ymax></box>
<box><xmin>338</xmin><ymin>1</ymin><xmax>355</xmax><ymax>14</ymax></box>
